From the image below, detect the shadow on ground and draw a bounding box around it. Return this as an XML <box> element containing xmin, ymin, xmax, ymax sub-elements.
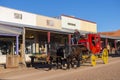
<box><xmin>26</xmin><ymin>62</ymin><xmax>58</xmax><ymax>71</ymax></box>
<box><xmin>109</xmin><ymin>53</ymin><xmax>120</xmax><ymax>57</ymax></box>
<box><xmin>25</xmin><ymin>53</ymin><xmax>120</xmax><ymax>70</ymax></box>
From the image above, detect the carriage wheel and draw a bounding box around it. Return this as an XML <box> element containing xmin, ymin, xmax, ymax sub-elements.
<box><xmin>91</xmin><ymin>54</ymin><xmax>96</xmax><ymax>66</ymax></box>
<box><xmin>102</xmin><ymin>48</ymin><xmax>108</xmax><ymax>64</ymax></box>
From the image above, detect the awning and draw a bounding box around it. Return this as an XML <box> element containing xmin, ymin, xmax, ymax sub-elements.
<box><xmin>0</xmin><ymin>20</ymin><xmax>91</xmax><ymax>34</ymax></box>
<box><xmin>0</xmin><ymin>21</ymin><xmax>72</xmax><ymax>34</ymax></box>
<box><xmin>100</xmin><ymin>34</ymin><xmax>120</xmax><ymax>40</ymax></box>
<box><xmin>0</xmin><ymin>24</ymin><xmax>22</xmax><ymax>36</ymax></box>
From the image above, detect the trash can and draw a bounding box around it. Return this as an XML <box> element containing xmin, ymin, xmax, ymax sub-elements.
<box><xmin>6</xmin><ymin>54</ymin><xmax>19</xmax><ymax>68</ymax></box>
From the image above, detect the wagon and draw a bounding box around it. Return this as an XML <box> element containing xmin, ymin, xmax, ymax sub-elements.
<box><xmin>29</xmin><ymin>33</ymin><xmax>108</xmax><ymax>69</ymax></box>
<box><xmin>46</xmin><ymin>33</ymin><xmax>109</xmax><ymax>69</ymax></box>
<box><xmin>78</xmin><ymin>33</ymin><xmax>108</xmax><ymax>66</ymax></box>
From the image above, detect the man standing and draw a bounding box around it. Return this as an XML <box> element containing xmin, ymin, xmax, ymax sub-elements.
<box><xmin>73</xmin><ymin>29</ymin><xmax>81</xmax><ymax>44</ymax></box>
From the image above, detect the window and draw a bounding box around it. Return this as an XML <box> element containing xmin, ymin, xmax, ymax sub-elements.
<box><xmin>0</xmin><ymin>40</ymin><xmax>12</xmax><ymax>55</ymax></box>
<box><xmin>47</xmin><ymin>20</ymin><xmax>54</xmax><ymax>26</ymax></box>
<box><xmin>14</xmin><ymin>13</ymin><xmax>22</xmax><ymax>19</ymax></box>
<box><xmin>67</xmin><ymin>23</ymin><xmax>76</xmax><ymax>26</ymax></box>
<box><xmin>25</xmin><ymin>41</ymin><xmax>33</xmax><ymax>54</ymax></box>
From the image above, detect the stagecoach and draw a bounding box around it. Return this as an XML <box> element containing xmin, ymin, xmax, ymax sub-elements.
<box><xmin>30</xmin><ymin>33</ymin><xmax>108</xmax><ymax>69</ymax></box>
<box><xmin>78</xmin><ymin>33</ymin><xmax>108</xmax><ymax>66</ymax></box>
<box><xmin>48</xmin><ymin>33</ymin><xmax>109</xmax><ymax>69</ymax></box>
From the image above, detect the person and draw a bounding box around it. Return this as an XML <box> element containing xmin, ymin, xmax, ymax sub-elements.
<box><xmin>107</xmin><ymin>43</ymin><xmax>110</xmax><ymax>53</ymax></box>
<box><xmin>71</xmin><ymin>37</ymin><xmax>74</xmax><ymax>44</ymax></box>
<box><xmin>73</xmin><ymin>29</ymin><xmax>81</xmax><ymax>44</ymax></box>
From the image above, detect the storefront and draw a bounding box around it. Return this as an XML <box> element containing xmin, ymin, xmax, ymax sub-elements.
<box><xmin>101</xmin><ymin>35</ymin><xmax>120</xmax><ymax>54</ymax></box>
<box><xmin>0</xmin><ymin>23</ymin><xmax>22</xmax><ymax>64</ymax></box>
<box><xmin>24</xmin><ymin>27</ymin><xmax>71</xmax><ymax>61</ymax></box>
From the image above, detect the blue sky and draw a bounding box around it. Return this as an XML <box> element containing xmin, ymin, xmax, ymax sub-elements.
<box><xmin>0</xmin><ymin>0</ymin><xmax>120</xmax><ymax>32</ymax></box>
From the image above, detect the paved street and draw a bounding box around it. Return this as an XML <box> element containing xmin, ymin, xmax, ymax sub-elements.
<box><xmin>0</xmin><ymin>56</ymin><xmax>120</xmax><ymax>80</ymax></box>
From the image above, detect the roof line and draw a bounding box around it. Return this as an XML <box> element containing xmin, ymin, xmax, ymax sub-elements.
<box><xmin>61</xmin><ymin>14</ymin><xmax>96</xmax><ymax>24</ymax></box>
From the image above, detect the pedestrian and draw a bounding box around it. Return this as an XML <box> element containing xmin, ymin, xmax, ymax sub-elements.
<box><xmin>73</xmin><ymin>29</ymin><xmax>81</xmax><ymax>44</ymax></box>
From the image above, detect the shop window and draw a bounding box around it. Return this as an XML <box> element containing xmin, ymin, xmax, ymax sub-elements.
<box><xmin>47</xmin><ymin>20</ymin><xmax>54</xmax><ymax>26</ymax></box>
<box><xmin>0</xmin><ymin>41</ymin><xmax>12</xmax><ymax>55</ymax></box>
<box><xmin>25</xmin><ymin>41</ymin><xmax>33</xmax><ymax>54</ymax></box>
<box><xmin>14</xmin><ymin>13</ymin><xmax>22</xmax><ymax>19</ymax></box>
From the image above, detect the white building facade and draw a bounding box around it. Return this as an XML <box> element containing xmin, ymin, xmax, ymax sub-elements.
<box><xmin>0</xmin><ymin>6</ymin><xmax>36</xmax><ymax>26</ymax></box>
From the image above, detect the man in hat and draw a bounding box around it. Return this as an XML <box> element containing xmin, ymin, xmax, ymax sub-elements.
<box><xmin>73</xmin><ymin>29</ymin><xmax>81</xmax><ymax>44</ymax></box>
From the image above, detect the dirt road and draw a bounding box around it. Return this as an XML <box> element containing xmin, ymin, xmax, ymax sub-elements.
<box><xmin>0</xmin><ymin>57</ymin><xmax>120</xmax><ymax>80</ymax></box>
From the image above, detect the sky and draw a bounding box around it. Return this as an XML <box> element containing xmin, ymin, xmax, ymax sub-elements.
<box><xmin>0</xmin><ymin>0</ymin><xmax>120</xmax><ymax>32</ymax></box>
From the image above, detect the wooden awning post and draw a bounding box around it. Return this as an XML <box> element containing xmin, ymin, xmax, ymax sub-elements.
<box><xmin>114</xmin><ymin>40</ymin><xmax>117</xmax><ymax>49</ymax></box>
<box><xmin>47</xmin><ymin>32</ymin><xmax>50</xmax><ymax>43</ymax></box>
<box><xmin>16</xmin><ymin>35</ymin><xmax>19</xmax><ymax>55</ymax></box>
<box><xmin>68</xmin><ymin>34</ymin><xmax>71</xmax><ymax>45</ymax></box>
<box><xmin>68</xmin><ymin>34</ymin><xmax>71</xmax><ymax>55</ymax></box>
<box><xmin>21</xmin><ymin>27</ymin><xmax>26</xmax><ymax>66</ymax></box>
<box><xmin>105</xmin><ymin>38</ymin><xmax>108</xmax><ymax>48</ymax></box>
<box><xmin>47</xmin><ymin>32</ymin><xmax>51</xmax><ymax>62</ymax></box>
<box><xmin>47</xmin><ymin>32</ymin><xmax>50</xmax><ymax>54</ymax></box>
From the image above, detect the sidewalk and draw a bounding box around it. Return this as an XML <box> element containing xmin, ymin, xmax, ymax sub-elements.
<box><xmin>0</xmin><ymin>67</ymin><xmax>28</xmax><ymax>74</ymax></box>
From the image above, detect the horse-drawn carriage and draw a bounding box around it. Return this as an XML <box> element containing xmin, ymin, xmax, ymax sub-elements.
<box><xmin>30</xmin><ymin>32</ymin><xmax>108</xmax><ymax>69</ymax></box>
<box><xmin>48</xmin><ymin>33</ymin><xmax>108</xmax><ymax>69</ymax></box>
